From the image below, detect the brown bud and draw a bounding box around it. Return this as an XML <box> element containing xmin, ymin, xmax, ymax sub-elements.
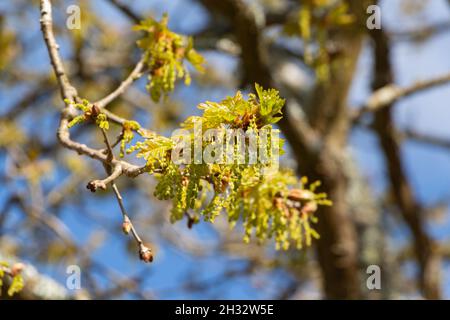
<box><xmin>288</xmin><ymin>189</ymin><xmax>315</xmax><ymax>202</ymax></box>
<box><xmin>273</xmin><ymin>197</ymin><xmax>284</xmax><ymax>210</ymax></box>
<box><xmin>122</xmin><ymin>217</ymin><xmax>132</xmax><ymax>235</ymax></box>
<box><xmin>175</xmin><ymin>47</ymin><xmax>185</xmax><ymax>58</ymax></box>
<box><xmin>90</xmin><ymin>104</ymin><xmax>101</xmax><ymax>118</ymax></box>
<box><xmin>11</xmin><ymin>263</ymin><xmax>25</xmax><ymax>276</ymax></box>
<box><xmin>301</xmin><ymin>201</ymin><xmax>318</xmax><ymax>215</ymax></box>
<box><xmin>86</xmin><ymin>180</ymin><xmax>106</xmax><ymax>192</ymax></box>
<box><xmin>186</xmin><ymin>213</ymin><xmax>197</xmax><ymax>229</ymax></box>
<box><xmin>139</xmin><ymin>244</ymin><xmax>153</xmax><ymax>263</ymax></box>
<box><xmin>151</xmin><ymin>66</ymin><xmax>163</xmax><ymax>77</ymax></box>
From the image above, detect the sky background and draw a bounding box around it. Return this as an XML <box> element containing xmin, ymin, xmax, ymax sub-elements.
<box><xmin>1</xmin><ymin>0</ymin><xmax>450</xmax><ymax>299</ymax></box>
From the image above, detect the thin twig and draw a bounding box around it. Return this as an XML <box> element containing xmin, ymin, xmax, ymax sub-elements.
<box><xmin>40</xmin><ymin>0</ymin><xmax>152</xmax><ymax>263</ymax></box>
<box><xmin>95</xmin><ymin>57</ymin><xmax>146</xmax><ymax>109</ymax></box>
<box><xmin>87</xmin><ymin>164</ymin><xmax>122</xmax><ymax>192</ymax></box>
<box><xmin>401</xmin><ymin>129</ymin><xmax>450</xmax><ymax>151</ymax></box>
<box><xmin>389</xmin><ymin>21</ymin><xmax>450</xmax><ymax>42</ymax></box>
<box><xmin>101</xmin><ymin>128</ymin><xmax>153</xmax><ymax>263</ymax></box>
<box><xmin>40</xmin><ymin>0</ymin><xmax>148</xmax><ymax>179</ymax></box>
<box><xmin>111</xmin><ymin>183</ymin><xmax>142</xmax><ymax>246</ymax></box>
<box><xmin>101</xmin><ymin>128</ymin><xmax>114</xmax><ymax>162</ymax></box>
<box><xmin>352</xmin><ymin>72</ymin><xmax>450</xmax><ymax>121</ymax></box>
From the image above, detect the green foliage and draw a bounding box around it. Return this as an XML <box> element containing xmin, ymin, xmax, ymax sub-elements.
<box><xmin>60</xmin><ymin>83</ymin><xmax>331</xmax><ymax>251</ymax></box>
<box><xmin>0</xmin><ymin>121</ymin><xmax>25</xmax><ymax>147</ymax></box>
<box><xmin>134</xmin><ymin>14</ymin><xmax>205</xmax><ymax>102</ymax></box>
<box><xmin>7</xmin><ymin>274</ymin><xmax>24</xmax><ymax>297</ymax></box>
<box><xmin>120</xmin><ymin>120</ymin><xmax>141</xmax><ymax>157</ymax></box>
<box><xmin>96</xmin><ymin>113</ymin><xmax>109</xmax><ymax>130</ymax></box>
<box><xmin>285</xmin><ymin>0</ymin><xmax>354</xmax><ymax>82</ymax></box>
<box><xmin>127</xmin><ymin>85</ymin><xmax>332</xmax><ymax>250</ymax></box>
<box><xmin>64</xmin><ymin>99</ymin><xmax>109</xmax><ymax>130</ymax></box>
<box><xmin>0</xmin><ymin>16</ymin><xmax>16</xmax><ymax>70</ymax></box>
<box><xmin>127</xmin><ymin>130</ymin><xmax>175</xmax><ymax>171</ymax></box>
<box><xmin>0</xmin><ymin>262</ymin><xmax>4</xmax><ymax>292</ymax></box>
<box><xmin>255</xmin><ymin>83</ymin><xmax>285</xmax><ymax>125</ymax></box>
<box><xmin>182</xmin><ymin>83</ymin><xmax>284</xmax><ymax>130</ymax></box>
<box><xmin>0</xmin><ymin>262</ymin><xmax>24</xmax><ymax>297</ymax></box>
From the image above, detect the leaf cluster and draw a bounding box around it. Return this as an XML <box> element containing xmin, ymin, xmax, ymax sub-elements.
<box><xmin>134</xmin><ymin>14</ymin><xmax>205</xmax><ymax>102</ymax></box>
<box><xmin>285</xmin><ymin>0</ymin><xmax>355</xmax><ymax>81</ymax></box>
<box><xmin>64</xmin><ymin>99</ymin><xmax>109</xmax><ymax>130</ymax></box>
<box><xmin>127</xmin><ymin>85</ymin><xmax>332</xmax><ymax>250</ymax></box>
<box><xmin>0</xmin><ymin>262</ymin><xmax>24</xmax><ymax>297</ymax></box>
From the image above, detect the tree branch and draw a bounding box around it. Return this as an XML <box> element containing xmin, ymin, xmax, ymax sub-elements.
<box><xmin>111</xmin><ymin>183</ymin><xmax>153</xmax><ymax>263</ymax></box>
<box><xmin>352</xmin><ymin>73</ymin><xmax>450</xmax><ymax>121</ymax></box>
<box><xmin>389</xmin><ymin>21</ymin><xmax>450</xmax><ymax>42</ymax></box>
<box><xmin>101</xmin><ymin>128</ymin><xmax>153</xmax><ymax>263</ymax></box>
<box><xmin>402</xmin><ymin>129</ymin><xmax>450</xmax><ymax>151</ymax></box>
<box><xmin>39</xmin><ymin>0</ymin><xmax>77</xmax><ymax>101</ymax></box>
<box><xmin>40</xmin><ymin>0</ymin><xmax>153</xmax><ymax>263</ymax></box>
<box><xmin>40</xmin><ymin>0</ymin><xmax>148</xmax><ymax>179</ymax></box>
<box><xmin>369</xmin><ymin>27</ymin><xmax>441</xmax><ymax>299</ymax></box>
<box><xmin>87</xmin><ymin>164</ymin><xmax>122</xmax><ymax>192</ymax></box>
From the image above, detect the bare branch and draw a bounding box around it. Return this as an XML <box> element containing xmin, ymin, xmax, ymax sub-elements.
<box><xmin>369</xmin><ymin>27</ymin><xmax>441</xmax><ymax>299</ymax></box>
<box><xmin>352</xmin><ymin>73</ymin><xmax>450</xmax><ymax>121</ymax></box>
<box><xmin>111</xmin><ymin>183</ymin><xmax>153</xmax><ymax>263</ymax></box>
<box><xmin>101</xmin><ymin>128</ymin><xmax>153</xmax><ymax>263</ymax></box>
<box><xmin>402</xmin><ymin>129</ymin><xmax>450</xmax><ymax>150</ymax></box>
<box><xmin>39</xmin><ymin>0</ymin><xmax>77</xmax><ymax>101</ymax></box>
<box><xmin>389</xmin><ymin>21</ymin><xmax>450</xmax><ymax>42</ymax></box>
<box><xmin>40</xmin><ymin>0</ymin><xmax>148</xmax><ymax>179</ymax></box>
<box><xmin>39</xmin><ymin>0</ymin><xmax>153</xmax><ymax>265</ymax></box>
<box><xmin>87</xmin><ymin>164</ymin><xmax>122</xmax><ymax>192</ymax></box>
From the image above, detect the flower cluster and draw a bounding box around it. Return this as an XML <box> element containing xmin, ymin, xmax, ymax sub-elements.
<box><xmin>133</xmin><ymin>14</ymin><xmax>205</xmax><ymax>102</ymax></box>
<box><xmin>64</xmin><ymin>99</ymin><xmax>109</xmax><ymax>130</ymax></box>
<box><xmin>119</xmin><ymin>120</ymin><xmax>141</xmax><ymax>157</ymax></box>
<box><xmin>127</xmin><ymin>85</ymin><xmax>332</xmax><ymax>250</ymax></box>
